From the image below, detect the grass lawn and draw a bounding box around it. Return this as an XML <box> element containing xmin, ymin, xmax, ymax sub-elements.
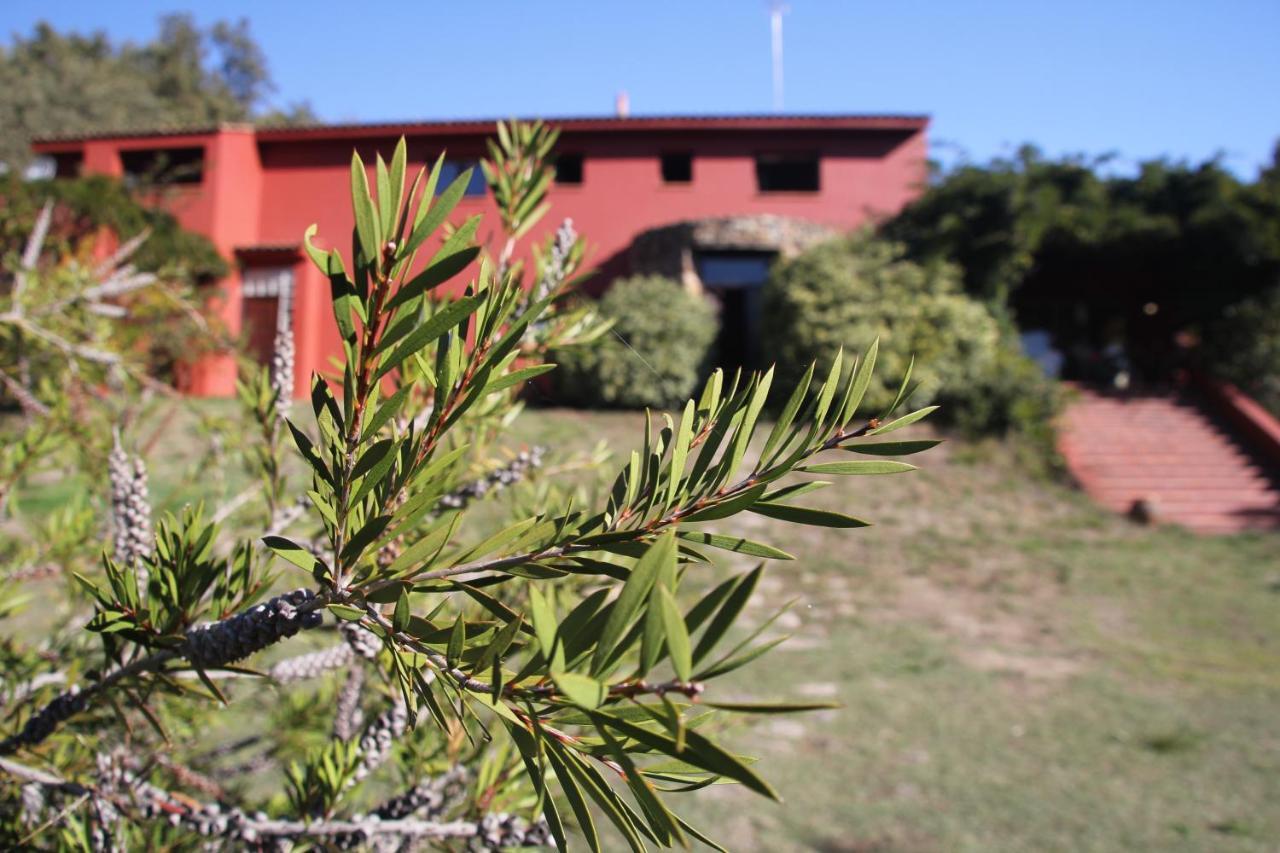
<box><xmin>8</xmin><ymin>404</ymin><xmax>1280</xmax><ymax>851</ymax></box>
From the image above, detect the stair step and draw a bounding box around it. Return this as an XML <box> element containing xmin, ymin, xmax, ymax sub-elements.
<box><xmin>1079</xmin><ymin>479</ymin><xmax>1272</xmax><ymax>490</ymax></box>
<box><xmin>1059</xmin><ymin>387</ymin><xmax>1280</xmax><ymax>533</ymax></box>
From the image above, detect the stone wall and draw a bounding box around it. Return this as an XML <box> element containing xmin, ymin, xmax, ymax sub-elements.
<box><xmin>629</xmin><ymin>215</ymin><xmax>835</xmax><ymax>293</ymax></box>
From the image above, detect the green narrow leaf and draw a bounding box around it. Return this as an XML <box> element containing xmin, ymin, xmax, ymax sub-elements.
<box><xmin>446</xmin><ymin>614</ymin><xmax>465</xmax><ymax>665</ymax></box>
<box><xmin>551</xmin><ymin>671</ymin><xmax>607</xmax><ymax>710</ymax></box>
<box><xmin>598</xmin><ymin>728</ymin><xmax>687</xmax><ymax>846</ymax></box>
<box><xmin>361</xmin><ymin>384</ymin><xmax>414</xmax><ymax>441</ymax></box>
<box><xmin>351</xmin><ymin>438</ymin><xmax>396</xmax><ymax>481</ymax></box>
<box><xmin>696</xmin><ymin>634</ymin><xmax>789</xmax><ymax>680</ymax></box>
<box><xmin>814</xmin><ymin>348</ymin><xmax>844</xmax><ymax>425</ymax></box>
<box><xmin>681</xmin><ymin>482</ymin><xmax>767</xmax><ymax>522</ymax></box>
<box><xmin>880</xmin><ymin>354</ymin><xmax>915</xmax><ymax>420</ymax></box>
<box><xmin>384</xmin><ymin>516</ymin><xmax>457</xmax><ymax>577</ymax></box>
<box><xmin>692</xmin><ymin>565</ymin><xmax>761</xmax><ymax>665</ymax></box>
<box><xmin>376</xmin><ymin>294</ymin><xmax>486</xmax><ymax>380</ymax></box>
<box><xmin>526</xmin><ymin>584</ymin><xmax>560</xmax><ymax>664</ymax></box>
<box><xmin>505</xmin><ymin>722</ymin><xmax>569</xmax><ymax>851</ymax></box>
<box><xmin>392</xmin><ymin>590</ymin><xmax>411</xmax><ymax>633</ymax></box>
<box><xmin>703</xmin><ymin>700</ymin><xmax>839</xmax><ymax>714</ymax></box>
<box><xmin>726</xmin><ymin>367</ymin><xmax>773</xmax><ymax>478</ymax></box>
<box><xmin>539</xmin><ymin>740</ymin><xmax>601</xmax><ymax>852</ymax></box>
<box><xmin>763</xmin><ymin>361</ymin><xmax>814</xmax><ymax>460</ymax></box>
<box><xmin>262</xmin><ymin>536</ymin><xmax>326</xmax><ymax>577</ymax></box>
<box><xmin>870</xmin><ymin>405</ymin><xmax>940</xmax><ymax>435</ymax></box>
<box><xmin>658</xmin><ymin>586</ymin><xmax>692</xmax><ymax>682</ymax></box>
<box><xmin>375</xmin><ymin>154</ymin><xmax>393</xmax><ymax>236</ymax></box>
<box><xmin>284</xmin><ymin>419</ymin><xmax>334</xmax><ymax>487</ymax></box>
<box><xmin>484</xmin><ymin>363</ymin><xmax>556</xmax><ymax>395</ymax></box>
<box><xmin>350</xmin><ymin>152</ymin><xmax>379</xmax><ymax>264</ymax></box>
<box><xmin>747</xmin><ymin>503</ymin><xmax>871</xmax><ymax>528</ymax></box>
<box><xmin>841</xmin><ymin>338</ymin><xmax>879</xmax><ymax>427</ymax></box>
<box><xmin>545</xmin><ymin>737</ymin><xmax>653</xmax><ymax>851</ymax></box>
<box><xmin>801</xmin><ymin>460</ymin><xmax>917</xmax><ymax>475</ymax></box>
<box><xmin>676</xmin><ymin>531</ymin><xmax>792</xmax><ymax>561</ymax></box>
<box><xmin>591</xmin><ymin>532</ymin><xmax>677</xmax><ymax>674</ymax></box>
<box><xmin>843</xmin><ymin>439</ymin><xmax>941</xmax><ymax>456</ymax></box>
<box><xmin>403</xmin><ymin>165</ymin><xmax>473</xmax><ymax>257</ymax></box>
<box><xmin>589</xmin><ymin>710</ymin><xmax>779</xmax><ymax>800</ymax></box>
<box><xmin>665</xmin><ymin>399</ymin><xmax>695</xmax><ymax>509</ymax></box>
<box><xmin>388</xmin><ymin>137</ymin><xmax>407</xmax><ymax>236</ymax></box>
<box><xmin>327</xmin><ymin>604</ymin><xmax>365</xmax><ymax>621</ymax></box>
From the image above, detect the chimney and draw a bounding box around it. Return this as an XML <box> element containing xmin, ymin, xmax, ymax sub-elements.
<box><xmin>615</xmin><ymin>91</ymin><xmax>630</xmax><ymax>119</ymax></box>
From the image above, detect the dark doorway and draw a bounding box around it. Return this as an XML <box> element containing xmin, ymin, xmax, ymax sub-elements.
<box><xmin>241</xmin><ymin>296</ymin><xmax>280</xmax><ymax>368</ymax></box>
<box><xmin>694</xmin><ymin>251</ymin><xmax>774</xmax><ymax>374</ymax></box>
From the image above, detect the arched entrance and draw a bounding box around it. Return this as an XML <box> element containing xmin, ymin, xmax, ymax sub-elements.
<box><xmin>629</xmin><ymin>215</ymin><xmax>833</xmax><ymax>372</ymax></box>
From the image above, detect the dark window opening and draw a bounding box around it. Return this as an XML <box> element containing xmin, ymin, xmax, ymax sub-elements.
<box><xmin>694</xmin><ymin>251</ymin><xmax>775</xmax><ymax>373</ymax></box>
<box><xmin>555</xmin><ymin>153</ymin><xmax>583</xmax><ymax>185</ymax></box>
<box><xmin>755</xmin><ymin>153</ymin><xmax>820</xmax><ymax>192</ymax></box>
<box><xmin>661</xmin><ymin>152</ymin><xmax>693</xmax><ymax>184</ymax></box>
<box><xmin>53</xmin><ymin>152</ymin><xmax>83</xmax><ymax>179</ymax></box>
<box><xmin>120</xmin><ymin>146</ymin><xmax>204</xmax><ymax>186</ymax></box>
<box><xmin>436</xmin><ymin>160</ymin><xmax>487</xmax><ymax>196</ymax></box>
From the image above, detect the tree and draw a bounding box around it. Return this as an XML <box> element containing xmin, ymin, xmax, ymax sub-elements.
<box><xmin>0</xmin><ymin>15</ymin><xmax>315</xmax><ymax>173</ymax></box>
<box><xmin>883</xmin><ymin>143</ymin><xmax>1280</xmax><ymax>386</ymax></box>
<box><xmin>0</xmin><ymin>122</ymin><xmax>937</xmax><ymax>850</ymax></box>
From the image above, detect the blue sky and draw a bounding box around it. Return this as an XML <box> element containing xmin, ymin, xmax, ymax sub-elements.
<box><xmin>5</xmin><ymin>0</ymin><xmax>1279</xmax><ymax>176</ymax></box>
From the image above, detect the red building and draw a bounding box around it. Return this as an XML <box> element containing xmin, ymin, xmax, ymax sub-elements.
<box><xmin>33</xmin><ymin>114</ymin><xmax>929</xmax><ymax>397</ymax></box>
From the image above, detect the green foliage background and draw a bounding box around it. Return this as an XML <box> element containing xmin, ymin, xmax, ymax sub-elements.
<box><xmin>762</xmin><ymin>235</ymin><xmax>1002</xmax><ymax>412</ymax></box>
<box><xmin>553</xmin><ymin>275</ymin><xmax>717</xmax><ymax>409</ymax></box>
<box><xmin>0</xmin><ymin>15</ymin><xmax>314</xmax><ymax>172</ymax></box>
<box><xmin>1</xmin><ymin>174</ymin><xmax>228</xmax><ymax>281</ymax></box>
<box><xmin>884</xmin><ymin>143</ymin><xmax>1280</xmax><ymax>314</ymax></box>
<box><xmin>1205</xmin><ymin>284</ymin><xmax>1280</xmax><ymax>416</ymax></box>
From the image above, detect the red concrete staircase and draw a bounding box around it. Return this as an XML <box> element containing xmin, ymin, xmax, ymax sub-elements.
<box><xmin>1058</xmin><ymin>387</ymin><xmax>1280</xmax><ymax>534</ymax></box>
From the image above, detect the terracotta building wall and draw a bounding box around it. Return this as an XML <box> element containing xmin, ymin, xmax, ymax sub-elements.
<box><xmin>34</xmin><ymin>117</ymin><xmax>928</xmax><ymax>398</ymax></box>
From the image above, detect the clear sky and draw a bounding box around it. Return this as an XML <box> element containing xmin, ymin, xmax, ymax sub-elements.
<box><xmin>5</xmin><ymin>0</ymin><xmax>1279</xmax><ymax>177</ymax></box>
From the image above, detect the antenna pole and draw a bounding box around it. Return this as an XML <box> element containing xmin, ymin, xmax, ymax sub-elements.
<box><xmin>770</xmin><ymin>2</ymin><xmax>788</xmax><ymax>111</ymax></box>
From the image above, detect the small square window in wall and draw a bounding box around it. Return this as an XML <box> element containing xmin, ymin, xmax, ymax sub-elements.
<box><xmin>436</xmin><ymin>160</ymin><xmax>488</xmax><ymax>197</ymax></box>
<box><xmin>555</xmin><ymin>153</ymin><xmax>584</xmax><ymax>185</ymax></box>
<box><xmin>120</xmin><ymin>146</ymin><xmax>204</xmax><ymax>186</ymax></box>
<box><xmin>755</xmin><ymin>153</ymin><xmax>820</xmax><ymax>193</ymax></box>
<box><xmin>53</xmin><ymin>152</ymin><xmax>84</xmax><ymax>179</ymax></box>
<box><xmin>661</xmin><ymin>152</ymin><xmax>693</xmax><ymax>184</ymax></box>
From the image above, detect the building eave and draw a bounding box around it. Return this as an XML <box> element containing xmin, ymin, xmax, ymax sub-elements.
<box><xmin>32</xmin><ymin>113</ymin><xmax>929</xmax><ymax>149</ymax></box>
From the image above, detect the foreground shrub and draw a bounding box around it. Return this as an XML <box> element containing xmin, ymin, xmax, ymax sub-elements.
<box><xmin>554</xmin><ymin>274</ymin><xmax>717</xmax><ymax>408</ymax></box>
<box><xmin>1</xmin><ymin>124</ymin><xmax>940</xmax><ymax>850</ymax></box>
<box><xmin>1205</xmin><ymin>285</ymin><xmax>1280</xmax><ymax>416</ymax></box>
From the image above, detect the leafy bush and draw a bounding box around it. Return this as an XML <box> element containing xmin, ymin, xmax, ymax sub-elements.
<box><xmin>941</xmin><ymin>339</ymin><xmax>1066</xmax><ymax>470</ymax></box>
<box><xmin>0</xmin><ymin>174</ymin><xmax>228</xmax><ymax>282</ymax></box>
<box><xmin>762</xmin><ymin>233</ymin><xmax>1063</xmax><ymax>450</ymax></box>
<box><xmin>762</xmin><ymin>234</ymin><xmax>1001</xmax><ymax>410</ymax></box>
<box><xmin>1205</xmin><ymin>285</ymin><xmax>1280</xmax><ymax>416</ymax></box>
<box><xmin>0</xmin><ymin>175</ymin><xmax>227</xmax><ymax>389</ymax></box>
<box><xmin>554</xmin><ymin>275</ymin><xmax>717</xmax><ymax>408</ymax></box>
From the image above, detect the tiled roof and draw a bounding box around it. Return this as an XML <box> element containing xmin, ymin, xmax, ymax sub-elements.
<box><xmin>32</xmin><ymin>113</ymin><xmax>928</xmax><ymax>145</ymax></box>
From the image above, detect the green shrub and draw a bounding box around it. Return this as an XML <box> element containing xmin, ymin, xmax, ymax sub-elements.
<box><xmin>554</xmin><ymin>275</ymin><xmax>717</xmax><ymax>408</ymax></box>
<box><xmin>1205</xmin><ymin>285</ymin><xmax>1280</xmax><ymax>416</ymax></box>
<box><xmin>762</xmin><ymin>234</ymin><xmax>1000</xmax><ymax>410</ymax></box>
<box><xmin>762</xmin><ymin>232</ymin><xmax>1063</xmax><ymax>447</ymax></box>
<box><xmin>1</xmin><ymin>174</ymin><xmax>228</xmax><ymax>281</ymax></box>
<box><xmin>941</xmin><ymin>339</ymin><xmax>1066</xmax><ymax>472</ymax></box>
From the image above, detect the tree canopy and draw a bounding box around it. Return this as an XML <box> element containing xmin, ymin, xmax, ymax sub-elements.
<box><xmin>0</xmin><ymin>15</ymin><xmax>315</xmax><ymax>172</ymax></box>
<box><xmin>884</xmin><ymin>143</ymin><xmax>1280</xmax><ymax>317</ymax></box>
